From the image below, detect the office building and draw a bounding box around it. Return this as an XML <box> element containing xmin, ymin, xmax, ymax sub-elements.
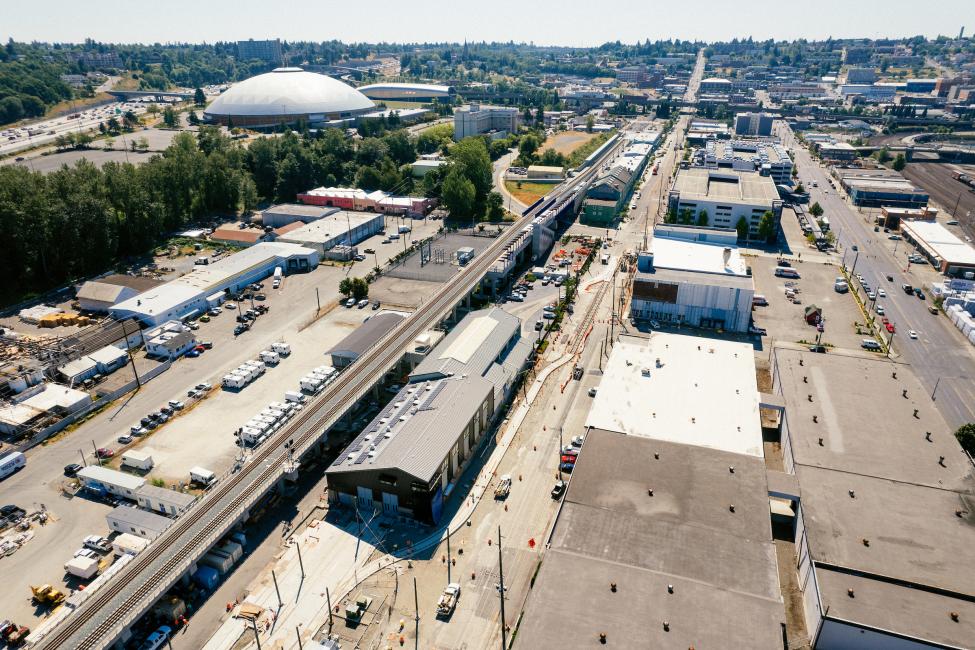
<box><xmin>236</xmin><ymin>39</ymin><xmax>283</xmax><ymax>64</ymax></box>
<box><xmin>76</xmin><ymin>466</ymin><xmax>145</xmax><ymax>501</ymax></box>
<box><xmin>699</xmin><ymin>139</ymin><xmax>794</xmax><ymax>184</ymax></box>
<box><xmin>110</xmin><ymin>243</ymin><xmax>319</xmax><ymax>326</ymax></box>
<box><xmin>734</xmin><ymin>112</ymin><xmax>774</xmax><ymax>136</ymax></box>
<box><xmin>326</xmin><ymin>308</ymin><xmax>532</xmax><ymax>524</ymax></box>
<box><xmin>135</xmin><ymin>485</ymin><xmax>196</xmax><ymax>517</ymax></box>
<box><xmin>685</xmin><ymin>118</ymin><xmax>731</xmax><ymax>145</ymax></box>
<box><xmin>616</xmin><ymin>65</ymin><xmax>649</xmax><ymax>85</ymax></box>
<box><xmin>667</xmin><ymin>168</ymin><xmax>782</xmax><ymax>240</ymax></box>
<box><xmin>837</xmin><ymin>170</ymin><xmax>929</xmax><ymax>209</ymax></box>
<box><xmin>631</xmin><ymin>227</ymin><xmax>755</xmax><ymax>332</ymax></box>
<box><xmin>698</xmin><ymin>77</ymin><xmax>733</xmax><ymax>95</ymax></box>
<box><xmin>453</xmin><ymin>104</ymin><xmax>520</xmax><ymax>140</ymax></box>
<box><xmin>815</xmin><ymin>141</ymin><xmax>858</xmax><ymax>162</ymax></box>
<box><xmin>771</xmin><ymin>348</ymin><xmax>975</xmax><ymax>649</ymax></box>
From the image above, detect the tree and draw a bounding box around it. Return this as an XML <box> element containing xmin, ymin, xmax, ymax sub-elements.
<box><xmin>486</xmin><ymin>191</ymin><xmax>505</xmax><ymax>221</ymax></box>
<box><xmin>162</xmin><ymin>106</ymin><xmax>179</xmax><ymax>128</ymax></box>
<box><xmin>188</xmin><ymin>111</ymin><xmax>200</xmax><ymax>126</ymax></box>
<box><xmin>875</xmin><ymin>146</ymin><xmax>891</xmax><ymax>164</ymax></box>
<box><xmin>696</xmin><ymin>209</ymin><xmax>709</xmax><ymax>227</ymax></box>
<box><xmin>518</xmin><ymin>134</ymin><xmax>540</xmax><ymax>164</ymax></box>
<box><xmin>351</xmin><ymin>277</ymin><xmax>369</xmax><ymax>300</ymax></box>
<box><xmin>795</xmin><ymin>183</ymin><xmax>805</xmax><ymax>194</ymax></box>
<box><xmin>449</xmin><ymin>137</ymin><xmax>493</xmax><ymax>215</ymax></box>
<box><xmin>339</xmin><ymin>278</ymin><xmax>353</xmax><ymax>297</ymax></box>
<box><xmin>955</xmin><ymin>423</ymin><xmax>975</xmax><ymax>456</ymax></box>
<box><xmin>809</xmin><ymin>202</ymin><xmax>824</xmax><ymax>218</ymax></box>
<box><xmin>679</xmin><ymin>208</ymin><xmax>694</xmax><ymax>225</ymax></box>
<box><xmin>735</xmin><ymin>216</ymin><xmax>749</xmax><ymax>241</ymax></box>
<box><xmin>892</xmin><ymin>153</ymin><xmax>906</xmax><ymax>171</ymax></box>
<box><xmin>441</xmin><ymin>167</ymin><xmax>476</xmax><ymax>218</ymax></box>
<box><xmin>758</xmin><ymin>210</ymin><xmax>777</xmax><ymax>243</ymax></box>
<box><xmin>194</xmin><ymin>87</ymin><xmax>206</xmax><ymax>106</ymax></box>
<box><xmin>585</xmin><ymin>114</ymin><xmax>595</xmax><ymax>133</ymax></box>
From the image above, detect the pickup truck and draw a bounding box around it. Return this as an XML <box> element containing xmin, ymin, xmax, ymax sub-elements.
<box><xmin>437</xmin><ymin>583</ymin><xmax>461</xmax><ymax>618</ymax></box>
<box><xmin>494</xmin><ymin>475</ymin><xmax>512</xmax><ymax>500</ymax></box>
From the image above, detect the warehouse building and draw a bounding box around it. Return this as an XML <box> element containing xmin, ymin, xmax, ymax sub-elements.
<box><xmin>76</xmin><ymin>465</ymin><xmax>145</xmax><ymax>500</ymax></box>
<box><xmin>110</xmin><ymin>243</ymin><xmax>319</xmax><ymax>326</ymax></box>
<box><xmin>453</xmin><ymin>103</ymin><xmax>520</xmax><ymax>140</ymax></box>
<box><xmin>581</xmin><ymin>141</ymin><xmax>653</xmax><ymax>226</ymax></box>
<box><xmin>815</xmin><ymin>141</ymin><xmax>858</xmax><ymax>162</ymax></box>
<box><xmin>667</xmin><ymin>168</ymin><xmax>782</xmax><ymax>240</ymax></box>
<box><xmin>771</xmin><ymin>348</ymin><xmax>975</xmax><ymax>649</ymax></box>
<box><xmin>297</xmin><ymin>187</ymin><xmax>435</xmax><ymax>216</ymax></box>
<box><xmin>106</xmin><ymin>505</ymin><xmax>173</xmax><ymax>541</ymax></box>
<box><xmin>76</xmin><ymin>275</ymin><xmax>163</xmax><ymax>313</ymax></box>
<box><xmin>838</xmin><ymin>170</ymin><xmax>929</xmax><ymax>209</ymax></box>
<box><xmin>631</xmin><ymin>227</ymin><xmax>754</xmax><ymax>332</ymax></box>
<box><xmin>900</xmin><ymin>220</ymin><xmax>975</xmax><ymax>276</ymax></box>
<box><xmin>135</xmin><ymin>484</ymin><xmax>196</xmax><ymax>517</ymax></box>
<box><xmin>327</xmin><ymin>312</ymin><xmax>405</xmax><ymax>370</ymax></box>
<box><xmin>276</xmin><ymin>210</ymin><xmax>385</xmax><ymax>255</ymax></box>
<box><xmin>516</xmin><ymin>430</ymin><xmax>784</xmax><ymax>649</ymax></box>
<box><xmin>260</xmin><ymin>203</ymin><xmax>337</xmax><ymax>228</ymax></box>
<box><xmin>0</xmin><ymin>383</ymin><xmax>92</xmax><ymax>435</ymax></box>
<box><xmin>326</xmin><ymin>308</ymin><xmax>532</xmax><ymax>524</ymax></box>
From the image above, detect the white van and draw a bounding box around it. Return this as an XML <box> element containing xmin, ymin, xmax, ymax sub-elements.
<box><xmin>0</xmin><ymin>451</ymin><xmax>26</xmax><ymax>480</ymax></box>
<box><xmin>285</xmin><ymin>391</ymin><xmax>306</xmax><ymax>404</ymax></box>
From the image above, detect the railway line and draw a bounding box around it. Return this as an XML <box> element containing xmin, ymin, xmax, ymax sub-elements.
<box><xmin>31</xmin><ymin>139</ymin><xmax>618</xmax><ymax>650</ymax></box>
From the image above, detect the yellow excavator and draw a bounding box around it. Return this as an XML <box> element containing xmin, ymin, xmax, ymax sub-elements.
<box><xmin>30</xmin><ymin>584</ymin><xmax>66</xmax><ymax>607</ymax></box>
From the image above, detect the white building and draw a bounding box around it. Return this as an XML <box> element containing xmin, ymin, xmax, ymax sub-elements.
<box><xmin>0</xmin><ymin>383</ymin><xmax>92</xmax><ymax>434</ymax></box>
<box><xmin>110</xmin><ymin>242</ymin><xmax>319</xmax><ymax>326</ymax></box>
<box><xmin>144</xmin><ymin>321</ymin><xmax>197</xmax><ymax>360</ymax></box>
<box><xmin>276</xmin><ymin>210</ymin><xmax>385</xmax><ymax>254</ymax></box>
<box><xmin>668</xmin><ymin>168</ymin><xmax>782</xmax><ymax>239</ymax></box>
<box><xmin>77</xmin><ymin>465</ymin><xmax>145</xmax><ymax>500</ymax></box>
<box><xmin>699</xmin><ymin>139</ymin><xmax>794</xmax><ymax>185</ymax></box>
<box><xmin>106</xmin><ymin>505</ymin><xmax>173</xmax><ymax>541</ymax></box>
<box><xmin>586</xmin><ymin>332</ymin><xmax>763</xmax><ymax>457</ymax></box>
<box><xmin>135</xmin><ymin>484</ymin><xmax>196</xmax><ymax>517</ymax></box>
<box><xmin>260</xmin><ymin>203</ymin><xmax>338</xmax><ymax>228</ymax></box>
<box><xmin>453</xmin><ymin>104</ymin><xmax>520</xmax><ymax>140</ymax></box>
<box><xmin>631</xmin><ymin>226</ymin><xmax>755</xmax><ymax>332</ymax></box>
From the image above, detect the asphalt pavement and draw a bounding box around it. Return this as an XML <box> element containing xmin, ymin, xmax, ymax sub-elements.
<box><xmin>777</xmin><ymin>122</ymin><xmax>975</xmax><ymax>428</ymax></box>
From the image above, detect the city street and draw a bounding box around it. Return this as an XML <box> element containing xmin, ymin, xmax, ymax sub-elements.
<box><xmin>777</xmin><ymin>122</ymin><xmax>975</xmax><ymax>427</ymax></box>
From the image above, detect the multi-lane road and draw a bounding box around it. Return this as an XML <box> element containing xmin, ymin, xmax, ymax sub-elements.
<box><xmin>776</xmin><ymin>122</ymin><xmax>975</xmax><ymax>428</ymax></box>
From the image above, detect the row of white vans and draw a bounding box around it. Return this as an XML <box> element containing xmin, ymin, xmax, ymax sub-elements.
<box><xmin>220</xmin><ymin>342</ymin><xmax>291</xmax><ymax>390</ymax></box>
<box><xmin>298</xmin><ymin>364</ymin><xmax>339</xmax><ymax>394</ymax></box>
<box><xmin>239</xmin><ymin>399</ymin><xmax>303</xmax><ymax>446</ymax></box>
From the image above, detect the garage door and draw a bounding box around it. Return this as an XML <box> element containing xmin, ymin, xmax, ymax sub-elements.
<box><xmin>356</xmin><ymin>486</ymin><xmax>374</xmax><ymax>510</ymax></box>
<box><xmin>382</xmin><ymin>492</ymin><xmax>399</xmax><ymax>515</ymax></box>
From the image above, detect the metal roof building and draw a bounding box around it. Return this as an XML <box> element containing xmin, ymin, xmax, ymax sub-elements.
<box><xmin>327</xmin><ymin>312</ymin><xmax>405</xmax><ymax>369</ymax></box>
<box><xmin>516</xmin><ymin>430</ymin><xmax>784</xmax><ymax>648</ymax></box>
<box><xmin>106</xmin><ymin>505</ymin><xmax>173</xmax><ymax>541</ymax></box>
<box><xmin>77</xmin><ymin>465</ymin><xmax>145</xmax><ymax>500</ymax></box>
<box><xmin>326</xmin><ymin>308</ymin><xmax>530</xmax><ymax>524</ymax></box>
<box><xmin>900</xmin><ymin>220</ymin><xmax>975</xmax><ymax>276</ymax></box>
<box><xmin>357</xmin><ymin>82</ymin><xmax>454</xmax><ymax>102</ymax></box>
<box><xmin>771</xmin><ymin>348</ymin><xmax>975</xmax><ymax>648</ymax></box>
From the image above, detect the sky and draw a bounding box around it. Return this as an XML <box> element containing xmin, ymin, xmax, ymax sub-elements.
<box><xmin>3</xmin><ymin>0</ymin><xmax>972</xmax><ymax>46</ymax></box>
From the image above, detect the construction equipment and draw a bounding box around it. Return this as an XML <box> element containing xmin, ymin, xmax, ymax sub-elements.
<box><xmin>3</xmin><ymin>622</ymin><xmax>31</xmax><ymax>647</ymax></box>
<box><xmin>30</xmin><ymin>585</ymin><xmax>66</xmax><ymax>607</ymax></box>
<box><xmin>436</xmin><ymin>583</ymin><xmax>461</xmax><ymax>618</ymax></box>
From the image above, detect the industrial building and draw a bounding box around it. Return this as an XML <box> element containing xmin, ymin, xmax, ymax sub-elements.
<box><xmin>685</xmin><ymin>118</ymin><xmax>731</xmax><ymax>145</ymax></box>
<box><xmin>326</xmin><ymin>308</ymin><xmax>532</xmax><ymax>524</ymax></box>
<box><xmin>110</xmin><ymin>243</ymin><xmax>319</xmax><ymax>326</ymax></box>
<box><xmin>326</xmin><ymin>313</ymin><xmax>405</xmax><ymax>370</ymax></box>
<box><xmin>356</xmin><ymin>82</ymin><xmax>454</xmax><ymax>102</ymax></box>
<box><xmin>815</xmin><ymin>141</ymin><xmax>858</xmax><ymax>162</ymax></box>
<box><xmin>135</xmin><ymin>485</ymin><xmax>196</xmax><ymax>517</ymax></box>
<box><xmin>297</xmin><ymin>187</ymin><xmax>435</xmax><ymax>216</ymax></box>
<box><xmin>203</xmin><ymin>68</ymin><xmax>375</xmax><ymax>128</ymax></box>
<box><xmin>521</xmin><ymin>331</ymin><xmax>784</xmax><ymax>647</ymax></box>
<box><xmin>76</xmin><ymin>275</ymin><xmax>163</xmax><ymax>313</ymax></box>
<box><xmin>453</xmin><ymin>104</ymin><xmax>520</xmax><ymax>140</ymax></box>
<box><xmin>899</xmin><ymin>220</ymin><xmax>975</xmax><ymax>276</ymax></box>
<box><xmin>698</xmin><ymin>139</ymin><xmax>794</xmax><ymax>184</ymax></box>
<box><xmin>581</xmin><ymin>141</ymin><xmax>654</xmax><ymax>226</ymax></box>
<box><xmin>631</xmin><ymin>226</ymin><xmax>755</xmax><ymax>332</ymax></box>
<box><xmin>837</xmin><ymin>169</ymin><xmax>929</xmax><ymax>209</ymax></box>
<box><xmin>516</xmin><ymin>431</ymin><xmax>785</xmax><ymax>649</ymax></box>
<box><xmin>667</xmin><ymin>168</ymin><xmax>782</xmax><ymax>240</ymax></box>
<box><xmin>275</xmin><ymin>210</ymin><xmax>385</xmax><ymax>255</ymax></box>
<box><xmin>260</xmin><ymin>203</ymin><xmax>337</xmax><ymax>228</ymax></box>
<box><xmin>76</xmin><ymin>465</ymin><xmax>145</xmax><ymax>500</ymax></box>
<box><xmin>106</xmin><ymin>505</ymin><xmax>173</xmax><ymax>541</ymax></box>
<box><xmin>770</xmin><ymin>348</ymin><xmax>975</xmax><ymax>649</ymax></box>
<box><xmin>143</xmin><ymin>321</ymin><xmax>197</xmax><ymax>360</ymax></box>
<box><xmin>0</xmin><ymin>383</ymin><xmax>92</xmax><ymax>435</ymax></box>
<box><xmin>733</xmin><ymin>111</ymin><xmax>774</xmax><ymax>136</ymax></box>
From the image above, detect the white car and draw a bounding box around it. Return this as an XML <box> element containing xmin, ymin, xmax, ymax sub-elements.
<box><xmin>877</xmin><ymin>289</ymin><xmax>886</xmax><ymax>298</ymax></box>
<box><xmin>876</xmin><ymin>305</ymin><xmax>885</xmax><ymax>316</ymax></box>
<box><xmin>909</xmin><ymin>330</ymin><xmax>918</xmax><ymax>339</ymax></box>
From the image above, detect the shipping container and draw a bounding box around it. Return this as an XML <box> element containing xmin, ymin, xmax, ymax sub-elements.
<box><xmin>200</xmin><ymin>551</ymin><xmax>234</xmax><ymax>574</ymax></box>
<box><xmin>120</xmin><ymin>451</ymin><xmax>154</xmax><ymax>471</ymax></box>
<box><xmin>193</xmin><ymin>565</ymin><xmax>220</xmax><ymax>590</ymax></box>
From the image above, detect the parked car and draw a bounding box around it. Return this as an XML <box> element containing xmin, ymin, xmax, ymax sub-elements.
<box><xmin>363</xmin><ymin>248</ymin><xmax>375</xmax><ymax>254</ymax></box>
<box><xmin>234</xmin><ymin>325</ymin><xmax>248</xmax><ymax>336</ymax></box>
<box><xmin>187</xmin><ymin>322</ymin><xmax>200</xmax><ymax>330</ymax></box>
<box><xmin>199</xmin><ymin>315</ymin><xmax>210</xmax><ymax>323</ymax></box>
<box><xmin>117</xmin><ymin>435</ymin><xmax>133</xmax><ymax>444</ymax></box>
<box><xmin>345</xmin><ymin>298</ymin><xmax>356</xmax><ymax>308</ymax></box>
<box><xmin>254</xmin><ymin>293</ymin><xmax>266</xmax><ymax>301</ymax></box>
<box><xmin>551</xmin><ymin>480</ymin><xmax>566</xmax><ymax>499</ymax></box>
<box><xmin>185</xmin><ymin>349</ymin><xmax>202</xmax><ymax>358</ymax></box>
<box><xmin>95</xmin><ymin>448</ymin><xmax>114</xmax><ymax>459</ymax></box>
<box><xmin>208</xmin><ymin>308</ymin><xmax>222</xmax><ymax>316</ymax></box>
<box><xmin>196</xmin><ymin>382</ymin><xmax>213</xmax><ymax>391</ymax></box>
<box><xmin>64</xmin><ymin>463</ymin><xmax>83</xmax><ymax>477</ymax></box>
<box><xmin>200</xmin><ymin>341</ymin><xmax>213</xmax><ymax>349</ymax></box>
<box><xmin>372</xmin><ymin>300</ymin><xmax>381</xmax><ymax>310</ymax></box>
<box><xmin>357</xmin><ymin>299</ymin><xmax>369</xmax><ymax>308</ymax></box>
<box><xmin>808</xmin><ymin>345</ymin><xmax>827</xmax><ymax>353</ymax></box>
<box><xmin>909</xmin><ymin>330</ymin><xmax>918</xmax><ymax>339</ymax></box>
<box><xmin>224</xmin><ymin>302</ymin><xmax>237</xmax><ymax>310</ymax></box>
<box><xmin>571</xmin><ymin>436</ymin><xmax>584</xmax><ymax>447</ymax></box>
<box><xmin>878</xmin><ymin>289</ymin><xmax>886</xmax><ymax>298</ymax></box>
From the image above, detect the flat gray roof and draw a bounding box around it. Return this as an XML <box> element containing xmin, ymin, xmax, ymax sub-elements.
<box><xmin>774</xmin><ymin>348</ymin><xmax>971</xmax><ymax>490</ymax></box>
<box><xmin>135</xmin><ymin>484</ymin><xmax>197</xmax><ymax>508</ymax></box>
<box><xmin>262</xmin><ymin>203</ymin><xmax>335</xmax><ymax>218</ymax></box>
<box><xmin>516</xmin><ymin>430</ymin><xmax>783</xmax><ymax>647</ymax></box>
<box><xmin>635</xmin><ymin>267</ymin><xmax>754</xmax><ymax>291</ymax></box>
<box><xmin>106</xmin><ymin>505</ymin><xmax>174</xmax><ymax>531</ymax></box>
<box><xmin>326</xmin><ymin>312</ymin><xmax>405</xmax><ymax>360</ymax></box>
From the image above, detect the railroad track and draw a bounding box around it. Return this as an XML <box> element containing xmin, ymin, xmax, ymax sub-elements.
<box><xmin>34</xmin><ymin>149</ymin><xmax>616</xmax><ymax>650</ymax></box>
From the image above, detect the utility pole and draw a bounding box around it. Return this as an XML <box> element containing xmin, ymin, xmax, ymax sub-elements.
<box><xmin>326</xmin><ymin>587</ymin><xmax>333</xmax><ymax>631</ymax></box>
<box><xmin>446</xmin><ymin>528</ymin><xmax>452</xmax><ymax>584</ymax></box>
<box><xmin>315</xmin><ymin>288</ymin><xmax>320</xmax><ymax>313</ymax></box>
<box><xmin>497</xmin><ymin>525</ymin><xmax>507</xmax><ymax>650</ymax></box>
<box><xmin>251</xmin><ymin>619</ymin><xmax>262</xmax><ymax>650</ymax></box>
<box><xmin>120</xmin><ymin>318</ymin><xmax>141</xmax><ymax>389</ymax></box>
<box><xmin>79</xmin><ymin>449</ymin><xmax>87</xmax><ymax>467</ymax></box>
<box><xmin>413</xmin><ymin>576</ymin><xmax>420</xmax><ymax>650</ymax></box>
<box><xmin>92</xmin><ymin>440</ymin><xmax>100</xmax><ymax>465</ymax></box>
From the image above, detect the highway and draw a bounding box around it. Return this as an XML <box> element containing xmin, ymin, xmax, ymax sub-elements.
<box><xmin>776</xmin><ymin>122</ymin><xmax>975</xmax><ymax>428</ymax></box>
<box><xmin>30</xmin><ymin>138</ymin><xmax>616</xmax><ymax>650</ymax></box>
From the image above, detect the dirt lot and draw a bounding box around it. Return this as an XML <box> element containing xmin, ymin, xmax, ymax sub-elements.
<box><xmin>750</xmin><ymin>255</ymin><xmax>866</xmax><ymax>352</ymax></box>
<box><xmin>540</xmin><ymin>130</ymin><xmax>600</xmax><ymax>155</ymax></box>
<box><xmin>504</xmin><ymin>180</ymin><xmax>553</xmax><ymax>205</ymax></box>
<box><xmin>901</xmin><ymin>162</ymin><xmax>975</xmax><ymax>239</ymax></box>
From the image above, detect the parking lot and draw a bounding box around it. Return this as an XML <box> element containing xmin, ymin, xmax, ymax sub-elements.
<box><xmin>750</xmin><ymin>255</ymin><xmax>866</xmax><ymax>352</ymax></box>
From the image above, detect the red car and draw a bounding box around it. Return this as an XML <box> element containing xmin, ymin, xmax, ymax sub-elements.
<box><xmin>95</xmin><ymin>448</ymin><xmax>114</xmax><ymax>459</ymax></box>
<box><xmin>885</xmin><ymin>322</ymin><xmax>895</xmax><ymax>333</ymax></box>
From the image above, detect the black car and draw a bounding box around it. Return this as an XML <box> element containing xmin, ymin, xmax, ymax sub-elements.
<box><xmin>551</xmin><ymin>480</ymin><xmax>566</xmax><ymax>499</ymax></box>
<box><xmin>63</xmin><ymin>463</ymin><xmax>83</xmax><ymax>477</ymax></box>
<box><xmin>1</xmin><ymin>504</ymin><xmax>25</xmax><ymax>520</ymax></box>
<box><xmin>915</xmin><ymin>289</ymin><xmax>926</xmax><ymax>300</ymax></box>
<box><xmin>808</xmin><ymin>345</ymin><xmax>827</xmax><ymax>354</ymax></box>
<box><xmin>234</xmin><ymin>324</ymin><xmax>248</xmax><ymax>336</ymax></box>
<box><xmin>776</xmin><ymin>260</ymin><xmax>792</xmax><ymax>267</ymax></box>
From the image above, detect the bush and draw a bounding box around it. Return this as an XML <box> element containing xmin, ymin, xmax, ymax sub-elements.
<box><xmin>955</xmin><ymin>423</ymin><xmax>975</xmax><ymax>456</ymax></box>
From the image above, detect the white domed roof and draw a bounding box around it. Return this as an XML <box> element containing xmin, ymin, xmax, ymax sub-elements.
<box><xmin>206</xmin><ymin>68</ymin><xmax>375</xmax><ymax>117</ymax></box>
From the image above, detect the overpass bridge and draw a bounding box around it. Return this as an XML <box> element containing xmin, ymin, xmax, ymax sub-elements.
<box><xmin>106</xmin><ymin>89</ymin><xmax>195</xmax><ymax>102</ymax></box>
<box><xmin>27</xmin><ymin>126</ymin><xmax>620</xmax><ymax>650</ymax></box>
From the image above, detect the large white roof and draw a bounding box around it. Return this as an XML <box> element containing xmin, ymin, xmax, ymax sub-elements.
<box><xmin>206</xmin><ymin>68</ymin><xmax>374</xmax><ymax>117</ymax></box>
